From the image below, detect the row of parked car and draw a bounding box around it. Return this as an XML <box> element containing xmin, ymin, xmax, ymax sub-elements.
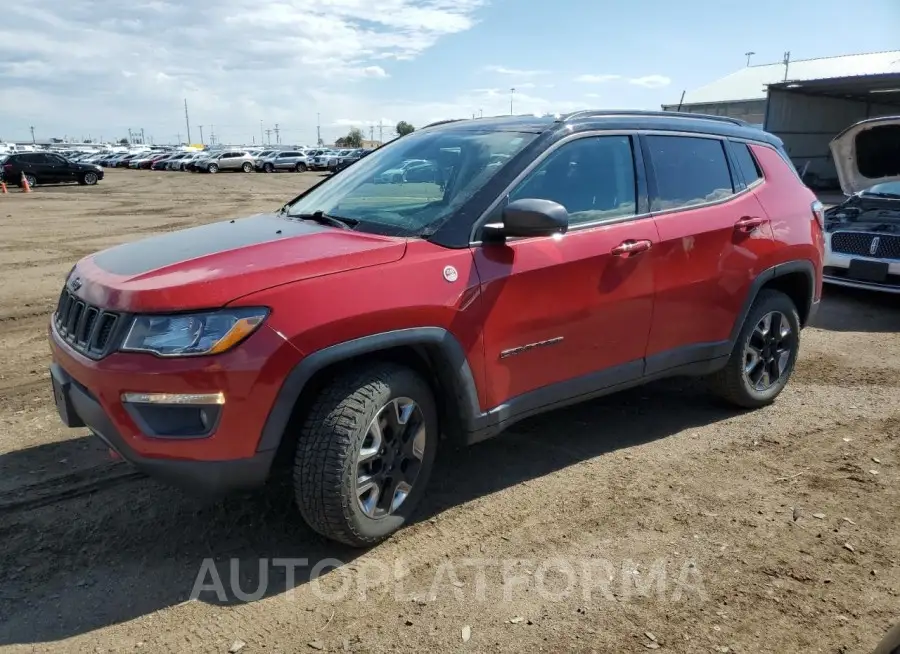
<box><xmin>67</xmin><ymin>147</ymin><xmax>374</xmax><ymax>174</ymax></box>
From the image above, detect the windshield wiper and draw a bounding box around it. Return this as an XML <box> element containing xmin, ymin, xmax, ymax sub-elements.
<box><xmin>289</xmin><ymin>210</ymin><xmax>358</xmax><ymax>230</ymax></box>
<box><xmin>864</xmin><ymin>192</ymin><xmax>900</xmax><ymax>200</ymax></box>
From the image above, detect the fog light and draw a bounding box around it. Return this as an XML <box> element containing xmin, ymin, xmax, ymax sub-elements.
<box><xmin>199</xmin><ymin>409</ymin><xmax>210</xmax><ymax>430</ymax></box>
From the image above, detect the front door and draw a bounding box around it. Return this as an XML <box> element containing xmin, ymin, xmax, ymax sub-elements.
<box><xmin>472</xmin><ymin>134</ymin><xmax>658</xmax><ymax>411</ymax></box>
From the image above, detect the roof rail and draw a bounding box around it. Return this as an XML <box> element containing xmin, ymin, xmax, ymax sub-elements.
<box><xmin>561</xmin><ymin>109</ymin><xmax>749</xmax><ymax>127</ymax></box>
<box><xmin>422</xmin><ymin>118</ymin><xmax>467</xmax><ymax>129</ymax></box>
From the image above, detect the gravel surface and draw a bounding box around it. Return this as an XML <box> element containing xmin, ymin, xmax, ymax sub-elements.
<box><xmin>0</xmin><ymin>170</ymin><xmax>898</xmax><ymax>653</ymax></box>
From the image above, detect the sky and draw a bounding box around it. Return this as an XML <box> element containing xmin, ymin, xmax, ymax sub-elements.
<box><xmin>1</xmin><ymin>0</ymin><xmax>898</xmax><ymax>146</ymax></box>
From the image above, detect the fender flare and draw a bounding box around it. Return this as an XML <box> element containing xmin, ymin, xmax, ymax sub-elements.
<box><xmin>728</xmin><ymin>259</ymin><xmax>817</xmax><ymax>345</ymax></box>
<box><xmin>256</xmin><ymin>327</ymin><xmax>482</xmax><ymax>452</ymax></box>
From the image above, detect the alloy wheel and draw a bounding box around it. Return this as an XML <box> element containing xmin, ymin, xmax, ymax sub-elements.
<box><xmin>83</xmin><ymin>172</ymin><xmax>98</xmax><ymax>185</ymax></box>
<box><xmin>743</xmin><ymin>311</ymin><xmax>794</xmax><ymax>391</ymax></box>
<box><xmin>355</xmin><ymin>397</ymin><xmax>427</xmax><ymax>519</ymax></box>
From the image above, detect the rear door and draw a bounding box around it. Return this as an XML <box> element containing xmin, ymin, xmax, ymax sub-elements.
<box><xmin>472</xmin><ymin>133</ymin><xmax>658</xmax><ymax>410</ymax></box>
<box><xmin>642</xmin><ymin>133</ymin><xmax>775</xmax><ymax>374</ymax></box>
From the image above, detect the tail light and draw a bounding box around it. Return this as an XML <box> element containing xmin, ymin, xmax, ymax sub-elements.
<box><xmin>811</xmin><ymin>200</ymin><xmax>825</xmax><ymax>230</ymax></box>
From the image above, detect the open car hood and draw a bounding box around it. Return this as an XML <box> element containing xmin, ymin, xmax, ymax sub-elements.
<box><xmin>830</xmin><ymin>116</ymin><xmax>900</xmax><ymax>194</ymax></box>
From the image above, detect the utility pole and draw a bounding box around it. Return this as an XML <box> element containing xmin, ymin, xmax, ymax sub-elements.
<box><xmin>30</xmin><ymin>126</ymin><xmax>35</xmax><ymax>144</ymax></box>
<box><xmin>479</xmin><ymin>108</ymin><xmax>483</xmax><ymax>118</ymax></box>
<box><xmin>184</xmin><ymin>98</ymin><xmax>192</xmax><ymax>143</ymax></box>
<box><xmin>140</xmin><ymin>128</ymin><xmax>145</xmax><ymax>144</ymax></box>
<box><xmin>198</xmin><ymin>125</ymin><xmax>204</xmax><ymax>144</ymax></box>
<box><xmin>510</xmin><ymin>88</ymin><xmax>516</xmax><ymax>115</ymax></box>
<box><xmin>259</xmin><ymin>120</ymin><xmax>264</xmax><ymax>145</ymax></box>
<box><xmin>745</xmin><ymin>51</ymin><xmax>756</xmax><ymax>66</ymax></box>
<box><xmin>378</xmin><ymin>120</ymin><xmax>383</xmax><ymax>144</ymax></box>
<box><xmin>210</xmin><ymin>125</ymin><xmax>215</xmax><ymax>146</ymax></box>
<box><xmin>370</xmin><ymin>125</ymin><xmax>374</xmax><ymax>142</ymax></box>
<box><xmin>128</xmin><ymin>128</ymin><xmax>133</xmax><ymax>144</ymax></box>
<box><xmin>265</xmin><ymin>129</ymin><xmax>272</xmax><ymax>144</ymax></box>
<box><xmin>274</xmin><ymin>123</ymin><xmax>280</xmax><ymax>144</ymax></box>
<box><xmin>317</xmin><ymin>113</ymin><xmax>322</xmax><ymax>146</ymax></box>
<box><xmin>783</xmin><ymin>51</ymin><xmax>791</xmax><ymax>81</ymax></box>
<box><xmin>176</xmin><ymin>133</ymin><xmax>181</xmax><ymax>145</ymax></box>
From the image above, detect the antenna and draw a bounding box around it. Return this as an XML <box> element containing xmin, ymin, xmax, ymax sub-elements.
<box><xmin>745</xmin><ymin>51</ymin><xmax>756</xmax><ymax>66</ymax></box>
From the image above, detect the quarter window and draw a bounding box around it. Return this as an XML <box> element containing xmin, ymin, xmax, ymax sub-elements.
<box><xmin>646</xmin><ymin>135</ymin><xmax>734</xmax><ymax>211</ymax></box>
<box><xmin>731</xmin><ymin>142</ymin><xmax>762</xmax><ymax>185</ymax></box>
<box><xmin>508</xmin><ymin>135</ymin><xmax>637</xmax><ymax>226</ymax></box>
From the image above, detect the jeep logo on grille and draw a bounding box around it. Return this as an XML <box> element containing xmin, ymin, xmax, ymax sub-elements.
<box><xmin>68</xmin><ymin>277</ymin><xmax>82</xmax><ymax>292</ymax></box>
<box><xmin>869</xmin><ymin>236</ymin><xmax>881</xmax><ymax>256</ymax></box>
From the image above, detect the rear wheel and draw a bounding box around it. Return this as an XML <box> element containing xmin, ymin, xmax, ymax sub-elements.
<box><xmin>707</xmin><ymin>289</ymin><xmax>800</xmax><ymax>408</ymax></box>
<box><xmin>295</xmin><ymin>162</ymin><xmax>308</xmax><ymax>172</ymax></box>
<box><xmin>242</xmin><ymin>162</ymin><xmax>253</xmax><ymax>173</ymax></box>
<box><xmin>79</xmin><ymin>172</ymin><xmax>98</xmax><ymax>186</ymax></box>
<box><xmin>21</xmin><ymin>173</ymin><xmax>36</xmax><ymax>188</ymax></box>
<box><xmin>293</xmin><ymin>363</ymin><xmax>438</xmax><ymax>547</ymax></box>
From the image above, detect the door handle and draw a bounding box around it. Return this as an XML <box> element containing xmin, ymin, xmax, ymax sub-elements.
<box><xmin>734</xmin><ymin>216</ymin><xmax>767</xmax><ymax>233</ymax></box>
<box><xmin>611</xmin><ymin>239</ymin><xmax>652</xmax><ymax>257</ymax></box>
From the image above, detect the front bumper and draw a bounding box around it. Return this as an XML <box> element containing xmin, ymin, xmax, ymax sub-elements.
<box><xmin>51</xmin><ymin>363</ymin><xmax>275</xmax><ymax>494</ymax></box>
<box><xmin>48</xmin><ymin>320</ymin><xmax>299</xmax><ymax>494</ymax></box>
<box><xmin>824</xmin><ymin>234</ymin><xmax>900</xmax><ymax>294</ymax></box>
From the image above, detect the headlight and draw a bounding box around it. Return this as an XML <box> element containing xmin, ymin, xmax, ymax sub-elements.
<box><xmin>121</xmin><ymin>307</ymin><xmax>268</xmax><ymax>357</ymax></box>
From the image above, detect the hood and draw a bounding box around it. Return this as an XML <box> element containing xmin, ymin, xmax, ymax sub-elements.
<box><xmin>73</xmin><ymin>213</ymin><xmax>407</xmax><ymax>312</ymax></box>
<box><xmin>830</xmin><ymin>116</ymin><xmax>900</xmax><ymax>194</ymax></box>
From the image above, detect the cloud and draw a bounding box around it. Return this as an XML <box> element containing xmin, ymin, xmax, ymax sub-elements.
<box><xmin>483</xmin><ymin>65</ymin><xmax>547</xmax><ymax>77</ymax></box>
<box><xmin>585</xmin><ymin>92</ymin><xmax>601</xmax><ymax>98</ymax></box>
<box><xmin>573</xmin><ymin>74</ymin><xmax>621</xmax><ymax>83</ymax></box>
<box><xmin>629</xmin><ymin>75</ymin><xmax>671</xmax><ymax>89</ymax></box>
<box><xmin>0</xmin><ymin>0</ymin><xmax>486</xmax><ymax>143</ymax></box>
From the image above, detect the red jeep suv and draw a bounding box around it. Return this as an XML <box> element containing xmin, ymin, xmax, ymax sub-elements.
<box><xmin>49</xmin><ymin>111</ymin><xmax>824</xmax><ymax>546</ymax></box>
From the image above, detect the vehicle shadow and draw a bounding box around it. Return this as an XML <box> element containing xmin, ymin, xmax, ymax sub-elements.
<box><xmin>0</xmin><ymin>377</ymin><xmax>740</xmax><ymax>646</ymax></box>
<box><xmin>811</xmin><ymin>286</ymin><xmax>900</xmax><ymax>333</ymax></box>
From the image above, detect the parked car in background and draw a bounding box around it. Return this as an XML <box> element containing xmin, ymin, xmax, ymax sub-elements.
<box><xmin>823</xmin><ymin>116</ymin><xmax>900</xmax><ymax>294</ymax></box>
<box><xmin>374</xmin><ymin>158</ymin><xmax>433</xmax><ymax>183</ymax></box>
<box><xmin>258</xmin><ymin>151</ymin><xmax>310</xmax><ymax>173</ymax></box>
<box><xmin>333</xmin><ymin>149</ymin><xmax>372</xmax><ymax>173</ymax></box>
<box><xmin>310</xmin><ymin>149</ymin><xmax>340</xmax><ymax>170</ymax></box>
<box><xmin>201</xmin><ymin>151</ymin><xmax>255</xmax><ymax>173</ymax></box>
<box><xmin>1</xmin><ymin>151</ymin><xmax>104</xmax><ymax>187</ymax></box>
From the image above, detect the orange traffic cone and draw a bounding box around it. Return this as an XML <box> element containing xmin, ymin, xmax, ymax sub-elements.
<box><xmin>0</xmin><ymin>180</ymin><xmax>7</xmax><ymax>194</ymax></box>
<box><xmin>20</xmin><ymin>172</ymin><xmax>31</xmax><ymax>193</ymax></box>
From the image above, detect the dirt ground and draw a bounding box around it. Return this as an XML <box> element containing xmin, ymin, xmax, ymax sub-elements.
<box><xmin>0</xmin><ymin>170</ymin><xmax>898</xmax><ymax>654</ymax></box>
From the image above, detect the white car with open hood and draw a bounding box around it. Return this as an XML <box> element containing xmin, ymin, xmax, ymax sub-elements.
<box><xmin>823</xmin><ymin>116</ymin><xmax>900</xmax><ymax>293</ymax></box>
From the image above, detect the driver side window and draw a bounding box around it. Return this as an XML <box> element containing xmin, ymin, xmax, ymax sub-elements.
<box><xmin>508</xmin><ymin>135</ymin><xmax>637</xmax><ymax>226</ymax></box>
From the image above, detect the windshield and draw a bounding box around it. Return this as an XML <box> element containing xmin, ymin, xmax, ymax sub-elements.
<box><xmin>862</xmin><ymin>181</ymin><xmax>900</xmax><ymax>197</ymax></box>
<box><xmin>286</xmin><ymin>128</ymin><xmax>536</xmax><ymax>237</ymax></box>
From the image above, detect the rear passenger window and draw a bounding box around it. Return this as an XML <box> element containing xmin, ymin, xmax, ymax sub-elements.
<box><xmin>731</xmin><ymin>142</ymin><xmax>762</xmax><ymax>185</ymax></box>
<box><xmin>646</xmin><ymin>136</ymin><xmax>734</xmax><ymax>211</ymax></box>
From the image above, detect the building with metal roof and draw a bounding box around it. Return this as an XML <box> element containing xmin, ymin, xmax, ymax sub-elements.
<box><xmin>662</xmin><ymin>50</ymin><xmax>900</xmax><ymax>188</ymax></box>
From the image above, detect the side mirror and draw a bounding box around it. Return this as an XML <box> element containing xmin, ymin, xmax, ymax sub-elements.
<box><xmin>482</xmin><ymin>198</ymin><xmax>569</xmax><ymax>242</ymax></box>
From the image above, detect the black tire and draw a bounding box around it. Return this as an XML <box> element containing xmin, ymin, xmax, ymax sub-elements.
<box><xmin>293</xmin><ymin>363</ymin><xmax>438</xmax><ymax>547</ymax></box>
<box><xmin>707</xmin><ymin>289</ymin><xmax>800</xmax><ymax>408</ymax></box>
<box><xmin>207</xmin><ymin>163</ymin><xmax>218</xmax><ymax>174</ymax></box>
<box><xmin>264</xmin><ymin>163</ymin><xmax>274</xmax><ymax>173</ymax></box>
<box><xmin>242</xmin><ymin>162</ymin><xmax>253</xmax><ymax>173</ymax></box>
<box><xmin>295</xmin><ymin>162</ymin><xmax>307</xmax><ymax>172</ymax></box>
<box><xmin>79</xmin><ymin>172</ymin><xmax>99</xmax><ymax>186</ymax></box>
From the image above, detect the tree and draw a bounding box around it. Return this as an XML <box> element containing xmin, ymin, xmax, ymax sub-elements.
<box><xmin>396</xmin><ymin>121</ymin><xmax>415</xmax><ymax>136</ymax></box>
<box><xmin>344</xmin><ymin>127</ymin><xmax>364</xmax><ymax>148</ymax></box>
<box><xmin>119</xmin><ymin>138</ymin><xmax>129</xmax><ymax>145</ymax></box>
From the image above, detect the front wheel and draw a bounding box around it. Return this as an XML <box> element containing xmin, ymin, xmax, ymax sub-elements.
<box><xmin>207</xmin><ymin>163</ymin><xmax>219</xmax><ymax>174</ymax></box>
<box><xmin>263</xmin><ymin>163</ymin><xmax>274</xmax><ymax>173</ymax></box>
<box><xmin>79</xmin><ymin>172</ymin><xmax>99</xmax><ymax>186</ymax></box>
<box><xmin>293</xmin><ymin>363</ymin><xmax>438</xmax><ymax>547</ymax></box>
<box><xmin>707</xmin><ymin>289</ymin><xmax>800</xmax><ymax>408</ymax></box>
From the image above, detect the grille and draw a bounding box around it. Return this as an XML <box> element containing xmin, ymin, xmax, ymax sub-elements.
<box><xmin>831</xmin><ymin>232</ymin><xmax>900</xmax><ymax>260</ymax></box>
<box><xmin>54</xmin><ymin>288</ymin><xmax>121</xmax><ymax>358</ymax></box>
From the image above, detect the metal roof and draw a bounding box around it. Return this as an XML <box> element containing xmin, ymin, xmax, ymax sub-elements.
<box><xmin>664</xmin><ymin>50</ymin><xmax>900</xmax><ymax>106</ymax></box>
